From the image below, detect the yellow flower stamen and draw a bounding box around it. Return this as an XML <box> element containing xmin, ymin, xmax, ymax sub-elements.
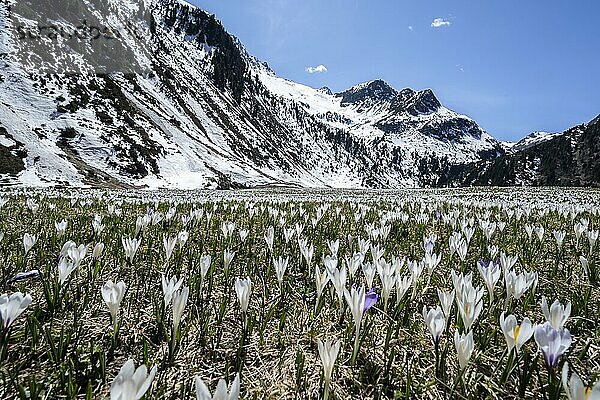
<box><xmin>514</xmin><ymin>325</ymin><xmax>520</xmax><ymax>340</ymax></box>
<box><xmin>585</xmin><ymin>387</ymin><xmax>592</xmax><ymax>399</ymax></box>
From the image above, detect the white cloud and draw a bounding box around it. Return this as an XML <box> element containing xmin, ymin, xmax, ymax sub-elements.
<box><xmin>305</xmin><ymin>64</ymin><xmax>328</xmax><ymax>74</ymax></box>
<box><xmin>408</xmin><ymin>26</ymin><xmax>413</xmax><ymax>31</ymax></box>
<box><xmin>431</xmin><ymin>18</ymin><xmax>451</xmax><ymax>28</ymax></box>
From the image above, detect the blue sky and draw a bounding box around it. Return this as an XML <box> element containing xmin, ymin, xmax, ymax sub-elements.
<box><xmin>190</xmin><ymin>0</ymin><xmax>599</xmax><ymax>141</ymax></box>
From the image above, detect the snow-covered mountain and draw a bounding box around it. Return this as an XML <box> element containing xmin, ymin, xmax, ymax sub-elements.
<box><xmin>1</xmin><ymin>0</ymin><xmax>506</xmax><ymax>188</ymax></box>
<box><xmin>439</xmin><ymin>116</ymin><xmax>600</xmax><ymax>187</ymax></box>
<box><xmin>508</xmin><ymin>131</ymin><xmax>562</xmax><ymax>153</ymax></box>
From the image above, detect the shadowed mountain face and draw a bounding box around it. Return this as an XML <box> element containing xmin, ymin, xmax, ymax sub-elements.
<box><xmin>0</xmin><ymin>0</ymin><xmax>594</xmax><ymax>188</ymax></box>
<box><xmin>438</xmin><ymin>116</ymin><xmax>600</xmax><ymax>187</ymax></box>
<box><xmin>337</xmin><ymin>80</ymin><xmax>398</xmax><ymax>107</ymax></box>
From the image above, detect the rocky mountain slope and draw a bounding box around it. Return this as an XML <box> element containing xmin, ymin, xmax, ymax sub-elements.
<box><xmin>0</xmin><ymin>0</ymin><xmax>507</xmax><ymax>189</ymax></box>
<box><xmin>438</xmin><ymin>116</ymin><xmax>600</xmax><ymax>187</ymax></box>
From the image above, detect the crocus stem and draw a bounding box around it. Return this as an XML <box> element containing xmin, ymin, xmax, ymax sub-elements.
<box><xmin>434</xmin><ymin>340</ymin><xmax>440</xmax><ymax>378</ymax></box>
<box><xmin>113</xmin><ymin>317</ymin><xmax>118</xmax><ymax>340</ymax></box>
<box><xmin>199</xmin><ymin>277</ymin><xmax>204</xmax><ymax>301</ymax></box>
<box><xmin>351</xmin><ymin>325</ymin><xmax>360</xmax><ymax>365</ymax></box>
<box><xmin>323</xmin><ymin>381</ymin><xmax>330</xmax><ymax>400</ymax></box>
<box><xmin>170</xmin><ymin>328</ymin><xmax>176</xmax><ymax>358</ymax></box>
<box><xmin>0</xmin><ymin>329</ymin><xmax>8</xmax><ymax>361</ymax></box>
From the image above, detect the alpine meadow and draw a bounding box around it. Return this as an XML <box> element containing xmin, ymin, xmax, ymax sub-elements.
<box><xmin>1</xmin><ymin>0</ymin><xmax>599</xmax><ymax>399</ymax></box>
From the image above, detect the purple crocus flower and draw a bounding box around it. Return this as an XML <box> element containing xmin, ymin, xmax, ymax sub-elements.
<box><xmin>534</xmin><ymin>322</ymin><xmax>572</xmax><ymax>369</ymax></box>
<box><xmin>435</xmin><ymin>211</ymin><xmax>441</xmax><ymax>219</ymax></box>
<box><xmin>364</xmin><ymin>288</ymin><xmax>378</xmax><ymax>313</ymax></box>
<box><xmin>478</xmin><ymin>259</ymin><xmax>500</xmax><ymax>269</ymax></box>
<box><xmin>7</xmin><ymin>269</ymin><xmax>41</xmax><ymax>284</ymax></box>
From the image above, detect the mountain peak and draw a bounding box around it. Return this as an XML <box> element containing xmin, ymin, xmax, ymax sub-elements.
<box><xmin>389</xmin><ymin>88</ymin><xmax>441</xmax><ymax>116</ymax></box>
<box><xmin>337</xmin><ymin>79</ymin><xmax>398</xmax><ymax>107</ymax></box>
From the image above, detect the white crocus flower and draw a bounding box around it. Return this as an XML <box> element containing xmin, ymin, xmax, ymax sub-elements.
<box><xmin>423</xmin><ymin>305</ymin><xmax>446</xmax><ymax>345</ymax></box>
<box><xmin>437</xmin><ymin>288</ymin><xmax>455</xmax><ymax>319</ymax></box>
<box><xmin>0</xmin><ymin>292</ymin><xmax>32</xmax><ymax>331</ymax></box>
<box><xmin>456</xmin><ymin>285</ymin><xmax>484</xmax><ymax>332</ymax></box>
<box><xmin>315</xmin><ymin>266</ymin><xmax>330</xmax><ymax>309</ymax></box>
<box><xmin>110</xmin><ymin>359</ymin><xmax>157</xmax><ymax>400</ymax></box>
<box><xmin>535</xmin><ymin>226</ymin><xmax>545</xmax><ymax>242</ymax></box>
<box><xmin>317</xmin><ymin>339</ymin><xmax>341</xmax><ymax>400</ymax></box>
<box><xmin>273</xmin><ymin>256</ymin><xmax>289</xmax><ymax>290</ymax></box>
<box><xmin>199</xmin><ymin>255</ymin><xmax>211</xmax><ymax>280</ymax></box>
<box><xmin>344</xmin><ymin>285</ymin><xmax>371</xmax><ymax>363</ymax></box>
<box><xmin>455</xmin><ymin>238</ymin><xmax>468</xmax><ymax>261</ymax></box>
<box><xmin>55</xmin><ymin>219</ymin><xmax>68</xmax><ymax>237</ymax></box>
<box><xmin>161</xmin><ymin>274</ymin><xmax>183</xmax><ymax>308</ymax></box>
<box><xmin>423</xmin><ymin>252</ymin><xmax>441</xmax><ymax>276</ymax></box>
<box><xmin>23</xmin><ymin>233</ymin><xmax>37</xmax><ymax>255</ymax></box>
<box><xmin>553</xmin><ymin>231</ymin><xmax>567</xmax><ymax>250</ymax></box>
<box><xmin>329</xmin><ymin>266</ymin><xmax>347</xmax><ymax>309</ymax></box>
<box><xmin>122</xmin><ymin>237</ymin><xmax>141</xmax><ymax>263</ymax></box>
<box><xmin>478</xmin><ymin>261</ymin><xmax>501</xmax><ymax>303</ymax></box>
<box><xmin>451</xmin><ymin>270</ymin><xmax>472</xmax><ymax>300</ymax></box>
<box><xmin>177</xmin><ymin>230</ymin><xmax>190</xmax><ymax>248</ymax></box>
<box><xmin>525</xmin><ymin>224</ymin><xmax>534</xmax><ymax>240</ymax></box>
<box><xmin>574</xmin><ymin>223</ymin><xmax>587</xmax><ymax>248</ymax></box>
<box><xmin>395</xmin><ymin>274</ymin><xmax>412</xmax><ymax>306</ymax></box>
<box><xmin>264</xmin><ymin>226</ymin><xmax>274</xmax><ymax>252</ymax></box>
<box><xmin>101</xmin><ymin>280</ymin><xmax>126</xmax><ymax>328</ymax></box>
<box><xmin>67</xmin><ymin>244</ymin><xmax>87</xmax><ymax>268</ymax></box>
<box><xmin>300</xmin><ymin>241</ymin><xmax>314</xmax><ymax>268</ymax></box>
<box><xmin>499</xmin><ymin>252</ymin><xmax>518</xmax><ymax>275</ymax></box>
<box><xmin>92</xmin><ymin>242</ymin><xmax>105</xmax><ymax>260</ymax></box>
<box><xmin>195</xmin><ymin>374</ymin><xmax>240</xmax><ymax>400</ymax></box>
<box><xmin>344</xmin><ymin>285</ymin><xmax>366</xmax><ymax>330</ymax></box>
<box><xmin>234</xmin><ymin>277</ymin><xmax>252</xmax><ymax>328</ymax></box>
<box><xmin>380</xmin><ymin>270</ymin><xmax>396</xmax><ymax>311</ymax></box>
<box><xmin>238</xmin><ymin>229</ymin><xmax>249</xmax><ymax>243</ymax></box>
<box><xmin>499</xmin><ymin>312</ymin><xmax>534</xmax><ymax>353</ymax></box>
<box><xmin>92</xmin><ymin>215</ymin><xmax>105</xmax><ymax>236</ymax></box>
<box><xmin>454</xmin><ymin>330</ymin><xmax>474</xmax><ymax>370</ymax></box>
<box><xmin>327</xmin><ymin>239</ymin><xmax>340</xmax><ymax>256</ymax></box>
<box><xmin>504</xmin><ymin>270</ymin><xmax>534</xmax><ymax>306</ymax></box>
<box><xmin>541</xmin><ymin>296</ymin><xmax>571</xmax><ymax>329</ymax></box>
<box><xmin>172</xmin><ymin>286</ymin><xmax>189</xmax><ymax>334</ymax></box>
<box><xmin>163</xmin><ymin>235</ymin><xmax>178</xmax><ymax>263</ymax></box>
<box><xmin>323</xmin><ymin>255</ymin><xmax>338</xmax><ymax>274</ymax></box>
<box><xmin>362</xmin><ymin>262</ymin><xmax>376</xmax><ymax>289</ymax></box>
<box><xmin>345</xmin><ymin>252</ymin><xmax>363</xmax><ymax>277</ymax></box>
<box><xmin>58</xmin><ymin>257</ymin><xmax>77</xmax><ymax>285</ymax></box>
<box><xmin>562</xmin><ymin>363</ymin><xmax>600</xmax><ymax>400</ymax></box>
<box><xmin>223</xmin><ymin>249</ymin><xmax>236</xmax><ymax>274</ymax></box>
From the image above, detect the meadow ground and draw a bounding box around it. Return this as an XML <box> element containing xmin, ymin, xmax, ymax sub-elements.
<box><xmin>0</xmin><ymin>187</ymin><xmax>599</xmax><ymax>399</ymax></box>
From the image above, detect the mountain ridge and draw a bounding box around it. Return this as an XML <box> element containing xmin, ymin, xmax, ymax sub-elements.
<box><xmin>438</xmin><ymin>116</ymin><xmax>600</xmax><ymax>187</ymax></box>
<box><xmin>0</xmin><ymin>0</ymin><xmax>596</xmax><ymax>188</ymax></box>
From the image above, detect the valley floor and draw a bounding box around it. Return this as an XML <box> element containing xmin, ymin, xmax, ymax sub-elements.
<box><xmin>0</xmin><ymin>187</ymin><xmax>598</xmax><ymax>399</ymax></box>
